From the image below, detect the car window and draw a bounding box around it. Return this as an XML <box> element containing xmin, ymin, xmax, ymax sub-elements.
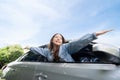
<box><xmin>20</xmin><ymin>44</ymin><xmax>120</xmax><ymax>64</ymax></box>
<box><xmin>20</xmin><ymin>51</ymin><xmax>48</xmax><ymax>62</ymax></box>
<box><xmin>20</xmin><ymin>44</ymin><xmax>100</xmax><ymax>63</ymax></box>
<box><xmin>72</xmin><ymin>44</ymin><xmax>100</xmax><ymax>63</ymax></box>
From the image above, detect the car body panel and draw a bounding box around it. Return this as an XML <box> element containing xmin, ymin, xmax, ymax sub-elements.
<box><xmin>35</xmin><ymin>63</ymin><xmax>67</xmax><ymax>80</ymax></box>
<box><xmin>2</xmin><ymin>62</ymin><xmax>36</xmax><ymax>80</ymax></box>
<box><xmin>35</xmin><ymin>63</ymin><xmax>117</xmax><ymax>80</ymax></box>
<box><xmin>61</xmin><ymin>63</ymin><xmax>117</xmax><ymax>80</ymax></box>
<box><xmin>2</xmin><ymin>62</ymin><xmax>119</xmax><ymax>80</ymax></box>
<box><xmin>1</xmin><ymin>43</ymin><xmax>120</xmax><ymax>80</ymax></box>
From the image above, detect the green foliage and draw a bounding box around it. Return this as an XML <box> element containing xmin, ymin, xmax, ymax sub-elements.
<box><xmin>0</xmin><ymin>44</ymin><xmax>24</xmax><ymax>68</ymax></box>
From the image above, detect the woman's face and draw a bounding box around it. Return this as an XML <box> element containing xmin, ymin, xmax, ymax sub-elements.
<box><xmin>52</xmin><ymin>34</ymin><xmax>63</xmax><ymax>46</ymax></box>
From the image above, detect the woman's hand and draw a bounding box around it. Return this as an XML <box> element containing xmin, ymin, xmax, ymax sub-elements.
<box><xmin>95</xmin><ymin>29</ymin><xmax>113</xmax><ymax>36</ymax></box>
<box><xmin>24</xmin><ymin>46</ymin><xmax>30</xmax><ymax>50</ymax></box>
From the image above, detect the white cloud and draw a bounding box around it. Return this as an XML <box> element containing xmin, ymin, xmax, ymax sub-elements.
<box><xmin>0</xmin><ymin>0</ymin><xmax>119</xmax><ymax>48</ymax></box>
<box><xmin>95</xmin><ymin>31</ymin><xmax>120</xmax><ymax>47</ymax></box>
<box><xmin>17</xmin><ymin>0</ymin><xmax>62</xmax><ymax>20</ymax></box>
<box><xmin>0</xmin><ymin>0</ymin><xmax>80</xmax><ymax>47</ymax></box>
<box><xmin>0</xmin><ymin>1</ymin><xmax>40</xmax><ymax>44</ymax></box>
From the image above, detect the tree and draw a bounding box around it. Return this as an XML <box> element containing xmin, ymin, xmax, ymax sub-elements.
<box><xmin>0</xmin><ymin>44</ymin><xmax>24</xmax><ymax>68</ymax></box>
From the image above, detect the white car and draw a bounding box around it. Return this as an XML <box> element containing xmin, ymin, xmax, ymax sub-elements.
<box><xmin>1</xmin><ymin>42</ymin><xmax>120</xmax><ymax>80</ymax></box>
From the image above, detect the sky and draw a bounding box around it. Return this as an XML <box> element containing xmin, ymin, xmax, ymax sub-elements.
<box><xmin>0</xmin><ymin>0</ymin><xmax>120</xmax><ymax>48</ymax></box>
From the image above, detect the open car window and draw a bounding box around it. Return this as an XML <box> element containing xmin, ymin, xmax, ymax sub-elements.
<box><xmin>20</xmin><ymin>51</ymin><xmax>48</xmax><ymax>62</ymax></box>
<box><xmin>20</xmin><ymin>44</ymin><xmax>100</xmax><ymax>63</ymax></box>
<box><xmin>19</xmin><ymin>43</ymin><xmax>120</xmax><ymax>64</ymax></box>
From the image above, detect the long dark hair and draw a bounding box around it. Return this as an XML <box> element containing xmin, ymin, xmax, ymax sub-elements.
<box><xmin>48</xmin><ymin>33</ymin><xmax>66</xmax><ymax>61</ymax></box>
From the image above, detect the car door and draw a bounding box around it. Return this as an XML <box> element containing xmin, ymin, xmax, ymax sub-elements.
<box><xmin>7</xmin><ymin>62</ymin><xmax>36</xmax><ymax>80</ymax></box>
<box><xmin>35</xmin><ymin>63</ymin><xmax>117</xmax><ymax>80</ymax></box>
<box><xmin>4</xmin><ymin>51</ymin><xmax>39</xmax><ymax>80</ymax></box>
<box><xmin>2</xmin><ymin>50</ymin><xmax>45</xmax><ymax>80</ymax></box>
<box><xmin>34</xmin><ymin>62</ymin><xmax>70</xmax><ymax>80</ymax></box>
<box><xmin>62</xmin><ymin>63</ymin><xmax>117</xmax><ymax>80</ymax></box>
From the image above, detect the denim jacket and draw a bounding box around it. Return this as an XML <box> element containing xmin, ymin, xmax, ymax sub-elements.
<box><xmin>30</xmin><ymin>33</ymin><xmax>97</xmax><ymax>62</ymax></box>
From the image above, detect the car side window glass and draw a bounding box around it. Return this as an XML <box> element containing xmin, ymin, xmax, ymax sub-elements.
<box><xmin>20</xmin><ymin>51</ymin><xmax>48</xmax><ymax>62</ymax></box>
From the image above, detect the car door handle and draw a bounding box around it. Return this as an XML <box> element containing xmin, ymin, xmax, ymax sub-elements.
<box><xmin>35</xmin><ymin>73</ymin><xmax>48</xmax><ymax>79</ymax></box>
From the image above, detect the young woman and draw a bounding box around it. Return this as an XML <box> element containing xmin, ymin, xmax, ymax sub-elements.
<box><xmin>29</xmin><ymin>30</ymin><xmax>112</xmax><ymax>62</ymax></box>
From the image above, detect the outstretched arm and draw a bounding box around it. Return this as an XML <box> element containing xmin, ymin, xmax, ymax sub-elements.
<box><xmin>62</xmin><ymin>29</ymin><xmax>113</xmax><ymax>55</ymax></box>
<box><xmin>95</xmin><ymin>29</ymin><xmax>113</xmax><ymax>36</ymax></box>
